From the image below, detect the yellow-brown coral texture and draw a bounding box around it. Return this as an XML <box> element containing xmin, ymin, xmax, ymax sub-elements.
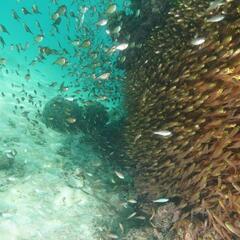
<box><xmin>124</xmin><ymin>0</ymin><xmax>240</xmax><ymax>239</ymax></box>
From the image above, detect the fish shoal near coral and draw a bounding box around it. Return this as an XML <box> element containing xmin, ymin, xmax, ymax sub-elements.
<box><xmin>123</xmin><ymin>0</ymin><xmax>240</xmax><ymax>239</ymax></box>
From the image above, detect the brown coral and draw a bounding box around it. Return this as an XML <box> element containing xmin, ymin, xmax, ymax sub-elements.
<box><xmin>124</xmin><ymin>0</ymin><xmax>240</xmax><ymax>239</ymax></box>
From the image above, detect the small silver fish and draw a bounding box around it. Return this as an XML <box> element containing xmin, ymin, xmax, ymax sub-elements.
<box><xmin>206</xmin><ymin>14</ymin><xmax>225</xmax><ymax>23</ymax></box>
<box><xmin>107</xmin><ymin>233</ymin><xmax>118</xmax><ymax>239</ymax></box>
<box><xmin>115</xmin><ymin>171</ymin><xmax>124</xmax><ymax>179</ymax></box>
<box><xmin>35</xmin><ymin>34</ymin><xmax>44</xmax><ymax>43</ymax></box>
<box><xmin>127</xmin><ymin>212</ymin><xmax>137</xmax><ymax>219</ymax></box>
<box><xmin>119</xmin><ymin>223</ymin><xmax>124</xmax><ymax>233</ymax></box>
<box><xmin>71</xmin><ymin>39</ymin><xmax>80</xmax><ymax>46</ymax></box>
<box><xmin>97</xmin><ymin>72</ymin><xmax>110</xmax><ymax>80</ymax></box>
<box><xmin>111</xmin><ymin>25</ymin><xmax>121</xmax><ymax>34</ymax></box>
<box><xmin>153</xmin><ymin>130</ymin><xmax>172</xmax><ymax>137</ymax></box>
<box><xmin>207</xmin><ymin>0</ymin><xmax>225</xmax><ymax>11</ymax></box>
<box><xmin>53</xmin><ymin>57</ymin><xmax>68</xmax><ymax>66</ymax></box>
<box><xmin>106</xmin><ymin>4</ymin><xmax>117</xmax><ymax>14</ymax></box>
<box><xmin>191</xmin><ymin>37</ymin><xmax>205</xmax><ymax>46</ymax></box>
<box><xmin>115</xmin><ymin>43</ymin><xmax>128</xmax><ymax>51</ymax></box>
<box><xmin>96</xmin><ymin>19</ymin><xmax>108</xmax><ymax>26</ymax></box>
<box><xmin>135</xmin><ymin>216</ymin><xmax>146</xmax><ymax>220</ymax></box>
<box><xmin>153</xmin><ymin>198</ymin><xmax>169</xmax><ymax>203</ymax></box>
<box><xmin>81</xmin><ymin>39</ymin><xmax>91</xmax><ymax>48</ymax></box>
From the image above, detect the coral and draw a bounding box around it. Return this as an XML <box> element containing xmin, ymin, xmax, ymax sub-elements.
<box><xmin>42</xmin><ymin>96</ymin><xmax>109</xmax><ymax>134</ymax></box>
<box><xmin>42</xmin><ymin>96</ymin><xmax>85</xmax><ymax>133</ymax></box>
<box><xmin>83</xmin><ymin>102</ymin><xmax>109</xmax><ymax>133</ymax></box>
<box><xmin>153</xmin><ymin>203</ymin><xmax>178</xmax><ymax>233</ymax></box>
<box><xmin>124</xmin><ymin>0</ymin><xmax>240</xmax><ymax>239</ymax></box>
<box><xmin>125</xmin><ymin>227</ymin><xmax>155</xmax><ymax>240</ymax></box>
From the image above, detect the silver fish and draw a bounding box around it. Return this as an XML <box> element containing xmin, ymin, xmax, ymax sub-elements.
<box><xmin>206</xmin><ymin>15</ymin><xmax>225</xmax><ymax>23</ymax></box>
<box><xmin>153</xmin><ymin>130</ymin><xmax>172</xmax><ymax>137</ymax></box>
<box><xmin>191</xmin><ymin>37</ymin><xmax>205</xmax><ymax>46</ymax></box>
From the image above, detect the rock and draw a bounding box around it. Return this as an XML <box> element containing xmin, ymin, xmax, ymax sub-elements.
<box><xmin>64</xmin><ymin>168</ymin><xmax>85</xmax><ymax>189</ymax></box>
<box><xmin>0</xmin><ymin>150</ymin><xmax>16</xmax><ymax>170</ymax></box>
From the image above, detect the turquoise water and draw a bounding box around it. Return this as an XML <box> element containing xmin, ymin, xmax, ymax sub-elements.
<box><xmin>0</xmin><ymin>0</ymin><xmax>129</xmax><ymax>110</ymax></box>
<box><xmin>0</xmin><ymin>0</ymin><xmax>140</xmax><ymax>239</ymax></box>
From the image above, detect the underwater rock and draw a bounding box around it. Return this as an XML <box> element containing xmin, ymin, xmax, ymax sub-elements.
<box><xmin>0</xmin><ymin>150</ymin><xmax>16</xmax><ymax>170</ymax></box>
<box><xmin>64</xmin><ymin>168</ymin><xmax>85</xmax><ymax>189</ymax></box>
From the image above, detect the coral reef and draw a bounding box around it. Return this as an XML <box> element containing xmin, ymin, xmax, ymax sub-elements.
<box><xmin>83</xmin><ymin>102</ymin><xmax>109</xmax><ymax>134</ymax></box>
<box><xmin>123</xmin><ymin>0</ymin><xmax>240</xmax><ymax>239</ymax></box>
<box><xmin>42</xmin><ymin>96</ymin><xmax>127</xmax><ymax>168</ymax></box>
<box><xmin>42</xmin><ymin>96</ymin><xmax>109</xmax><ymax>134</ymax></box>
<box><xmin>125</xmin><ymin>227</ymin><xmax>155</xmax><ymax>240</ymax></box>
<box><xmin>152</xmin><ymin>203</ymin><xmax>179</xmax><ymax>234</ymax></box>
